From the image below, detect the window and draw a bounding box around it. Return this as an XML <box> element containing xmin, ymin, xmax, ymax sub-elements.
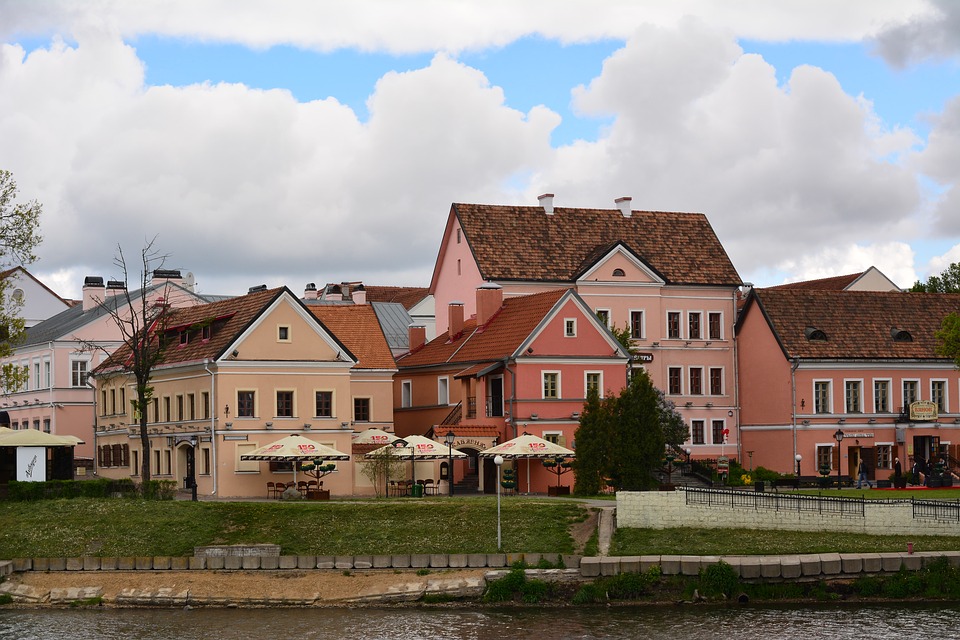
<box><xmin>354</xmin><ymin>398</ymin><xmax>371</xmax><ymax>422</ymax></box>
<box><xmin>585</xmin><ymin>372</ymin><xmax>601</xmax><ymax>396</ymax></box>
<box><xmin>164</xmin><ymin>450</ymin><xmax>171</xmax><ymax>475</ymax></box>
<box><xmin>316</xmin><ymin>391</ymin><xmax>333</xmax><ymax>417</ymax></box>
<box><xmin>692</xmin><ymin>420</ymin><xmax>705</xmax><ymax>445</ymax></box>
<box><xmin>712</xmin><ymin>420</ymin><xmax>726</xmax><ymax>444</ymax></box>
<box><xmin>32</xmin><ymin>419</ymin><xmax>39</xmax><ymax>431</ymax></box>
<box><xmin>689</xmin><ymin>368</ymin><xmax>703</xmax><ymax>395</ymax></box>
<box><xmin>817</xmin><ymin>445</ymin><xmax>833</xmax><ymax>472</ymax></box>
<box><xmin>667</xmin><ymin>312</ymin><xmax>681</xmax><ymax>339</ymax></box>
<box><xmin>612</xmin><ymin>268</ymin><xmax>626</xmax><ymax>277</ymax></box>
<box><xmin>438</xmin><ymin>377</ymin><xmax>449</xmax><ymax>406</ymax></box>
<box><xmin>543</xmin><ymin>432</ymin><xmax>561</xmax><ymax>445</ymax></box>
<box><xmin>71</xmin><ymin>360</ymin><xmax>89</xmax><ymax>387</ymax></box>
<box><xmin>668</xmin><ymin>367</ymin><xmax>682</xmax><ymax>395</ymax></box>
<box><xmin>564</xmin><ymin>318</ymin><xmax>576</xmax><ymax>337</ymax></box>
<box><xmin>238</xmin><ymin>391</ymin><xmax>255</xmax><ymax>418</ymax></box>
<box><xmin>876</xmin><ymin>444</ymin><xmax>892</xmax><ymax>470</ymax></box>
<box><xmin>153</xmin><ymin>449</ymin><xmax>161</xmax><ymax>476</ymax></box>
<box><xmin>844</xmin><ymin>381</ymin><xmax>861</xmax><ymax>413</ymax></box>
<box><xmin>814</xmin><ymin>381</ymin><xmax>831</xmax><ymax>414</ymax></box>
<box><xmin>630</xmin><ymin>311</ymin><xmax>643</xmax><ymax>339</ymax></box>
<box><xmin>132</xmin><ymin>450</ymin><xmax>139</xmax><ymax>475</ymax></box>
<box><xmin>163</xmin><ymin>396</ymin><xmax>171</xmax><ymax>421</ymax></box>
<box><xmin>200</xmin><ymin>392</ymin><xmax>209</xmax><ymax>419</ymax></box>
<box><xmin>176</xmin><ymin>395</ymin><xmax>184</xmax><ymax>421</ymax></box>
<box><xmin>874</xmin><ymin>380</ymin><xmax>889</xmax><ymax>413</ymax></box>
<box><xmin>708</xmin><ymin>312</ymin><xmax>722</xmax><ymax>340</ymax></box>
<box><xmin>902</xmin><ymin>380</ymin><xmax>918</xmax><ymax>410</ymax></box>
<box><xmin>932</xmin><ymin>380</ymin><xmax>947</xmax><ymax>412</ymax></box>
<box><xmin>542</xmin><ymin>372</ymin><xmax>560</xmax><ymax>399</ymax></box>
<box><xmin>43</xmin><ymin>360</ymin><xmax>51</xmax><ymax>388</ymax></box>
<box><xmin>709</xmin><ymin>368</ymin><xmax>723</xmax><ymax>395</ymax></box>
<box><xmin>179</xmin><ymin>330</ymin><xmax>188</xmax><ymax>345</ymax></box>
<box><xmin>596</xmin><ymin>309</ymin><xmax>610</xmax><ymax>328</ymax></box>
<box><xmin>202</xmin><ymin>325</ymin><xmax>211</xmax><ymax>340</ymax></box>
<box><xmin>276</xmin><ymin>391</ymin><xmax>294</xmax><ymax>417</ymax></box>
<box><xmin>278</xmin><ymin>325</ymin><xmax>290</xmax><ymax>341</ymax></box>
<box><xmin>188</xmin><ymin>394</ymin><xmax>195</xmax><ymax>420</ymax></box>
<box><xmin>152</xmin><ymin>398</ymin><xmax>159</xmax><ymax>423</ymax></box>
<box><xmin>33</xmin><ymin>361</ymin><xmax>39</xmax><ymax>388</ymax></box>
<box><xmin>688</xmin><ymin>312</ymin><xmax>702</xmax><ymax>340</ymax></box>
<box><xmin>236</xmin><ymin>443</ymin><xmax>259</xmax><ymax>472</ymax></box>
<box><xmin>42</xmin><ymin>418</ymin><xmax>50</xmax><ymax>433</ymax></box>
<box><xmin>401</xmin><ymin>381</ymin><xmax>412</xmax><ymax>408</ymax></box>
<box><xmin>201</xmin><ymin>448</ymin><xmax>211</xmax><ymax>475</ymax></box>
<box><xmin>110</xmin><ymin>389</ymin><xmax>116</xmax><ymax>415</ymax></box>
<box><xmin>120</xmin><ymin>388</ymin><xmax>126</xmax><ymax>416</ymax></box>
<box><xmin>456</xmin><ymin>228</ymin><xmax>461</xmax><ymax>243</ymax></box>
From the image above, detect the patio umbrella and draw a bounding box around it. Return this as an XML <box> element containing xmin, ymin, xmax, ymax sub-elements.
<box><xmin>479</xmin><ymin>434</ymin><xmax>575</xmax><ymax>493</ymax></box>
<box><xmin>240</xmin><ymin>434</ymin><xmax>350</xmax><ymax>484</ymax></box>
<box><xmin>0</xmin><ymin>429</ymin><xmax>85</xmax><ymax>446</ymax></box>
<box><xmin>365</xmin><ymin>435</ymin><xmax>467</xmax><ymax>487</ymax></box>
<box><xmin>351</xmin><ymin>428</ymin><xmax>399</xmax><ymax>446</ymax></box>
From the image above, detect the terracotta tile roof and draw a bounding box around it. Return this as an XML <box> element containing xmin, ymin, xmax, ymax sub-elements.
<box><xmin>396</xmin><ymin>289</ymin><xmax>568</xmax><ymax>369</ymax></box>
<box><xmin>451</xmin><ymin>203</ymin><xmax>741</xmax><ymax>285</ymax></box>
<box><xmin>749</xmin><ymin>288</ymin><xmax>960</xmax><ymax>360</ymax></box>
<box><xmin>767</xmin><ymin>272</ymin><xmax>863</xmax><ymax>291</ymax></box>
<box><xmin>309</xmin><ymin>305</ymin><xmax>396</xmax><ymax>370</ymax></box>
<box><xmin>429</xmin><ymin>425</ymin><xmax>501</xmax><ymax>438</ymax></box>
<box><xmin>363</xmin><ymin>286</ymin><xmax>428</xmax><ymax>310</ymax></box>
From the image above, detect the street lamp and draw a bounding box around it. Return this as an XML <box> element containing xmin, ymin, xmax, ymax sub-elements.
<box><xmin>795</xmin><ymin>453</ymin><xmax>802</xmax><ymax>477</ymax></box>
<box><xmin>444</xmin><ymin>430</ymin><xmax>456</xmax><ymax>497</ymax></box>
<box><xmin>685</xmin><ymin>447</ymin><xmax>692</xmax><ymax>475</ymax></box>
<box><xmin>834</xmin><ymin>429</ymin><xmax>845</xmax><ymax>490</ymax></box>
<box><xmin>494</xmin><ymin>455</ymin><xmax>504</xmax><ymax>550</ymax></box>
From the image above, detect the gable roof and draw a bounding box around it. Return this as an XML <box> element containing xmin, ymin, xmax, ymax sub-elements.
<box><xmin>363</xmin><ymin>286</ymin><xmax>429</xmax><ymax>310</ymax></box>
<box><xmin>397</xmin><ymin>288</ymin><xmax>622</xmax><ymax>370</ymax></box>
<box><xmin>309</xmin><ymin>305</ymin><xmax>396</xmax><ymax>370</ymax></box>
<box><xmin>767</xmin><ymin>272</ymin><xmax>863</xmax><ymax>291</ymax></box>
<box><xmin>434</xmin><ymin>203</ymin><xmax>740</xmax><ymax>289</ymax></box>
<box><xmin>744</xmin><ymin>288</ymin><xmax>960</xmax><ymax>360</ymax></box>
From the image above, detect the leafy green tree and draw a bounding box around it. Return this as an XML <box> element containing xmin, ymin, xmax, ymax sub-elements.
<box><xmin>573</xmin><ymin>388</ymin><xmax>611</xmax><ymax>495</ymax></box>
<box><xmin>936</xmin><ymin>312</ymin><xmax>960</xmax><ymax>369</ymax></box>
<box><xmin>912</xmin><ymin>263</ymin><xmax>960</xmax><ymax>293</ymax></box>
<box><xmin>0</xmin><ymin>169</ymin><xmax>43</xmax><ymax>393</ymax></box>
<box><xmin>656</xmin><ymin>387</ymin><xmax>690</xmax><ymax>448</ymax></box>
<box><xmin>609</xmin><ymin>370</ymin><xmax>666</xmax><ymax>490</ymax></box>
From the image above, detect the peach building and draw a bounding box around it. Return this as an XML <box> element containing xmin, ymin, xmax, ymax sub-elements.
<box><xmin>428</xmin><ymin>196</ymin><xmax>742</xmax><ymax>459</ymax></box>
<box><xmin>737</xmin><ymin>288</ymin><xmax>960</xmax><ymax>481</ymax></box>
<box><xmin>395</xmin><ymin>285</ymin><xmax>629</xmax><ymax>493</ymax></box>
<box><xmin>92</xmin><ymin>286</ymin><xmax>396</xmax><ymax>498</ymax></box>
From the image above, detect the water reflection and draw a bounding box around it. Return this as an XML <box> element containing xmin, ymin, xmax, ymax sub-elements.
<box><xmin>2</xmin><ymin>603</ymin><xmax>958</xmax><ymax>640</ymax></box>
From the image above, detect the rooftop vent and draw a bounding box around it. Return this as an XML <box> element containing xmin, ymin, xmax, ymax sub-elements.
<box><xmin>248</xmin><ymin>284</ymin><xmax>267</xmax><ymax>294</ymax></box>
<box><xmin>891</xmin><ymin>327</ymin><xmax>913</xmax><ymax>342</ymax></box>
<box><xmin>152</xmin><ymin>269</ymin><xmax>182</xmax><ymax>280</ymax></box>
<box><xmin>83</xmin><ymin>276</ymin><xmax>104</xmax><ymax>287</ymax></box>
<box><xmin>804</xmin><ymin>327</ymin><xmax>828</xmax><ymax>342</ymax></box>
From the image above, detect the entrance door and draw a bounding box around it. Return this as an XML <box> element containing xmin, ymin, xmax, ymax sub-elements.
<box><xmin>860</xmin><ymin>447</ymin><xmax>876</xmax><ymax>481</ymax></box>
<box><xmin>848</xmin><ymin>446</ymin><xmax>861</xmax><ymax>480</ymax></box>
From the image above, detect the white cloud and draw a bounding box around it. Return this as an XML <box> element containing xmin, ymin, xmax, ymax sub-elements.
<box><xmin>1</xmin><ymin>0</ymin><xmax>932</xmax><ymax>54</ymax></box>
<box><xmin>871</xmin><ymin>0</ymin><xmax>960</xmax><ymax>66</ymax></box>
<box><xmin>923</xmin><ymin>245</ymin><xmax>960</xmax><ymax>278</ymax></box>
<box><xmin>775</xmin><ymin>242</ymin><xmax>917</xmax><ymax>289</ymax></box>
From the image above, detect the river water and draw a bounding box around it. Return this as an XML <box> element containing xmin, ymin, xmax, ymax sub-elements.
<box><xmin>1</xmin><ymin>604</ymin><xmax>957</xmax><ymax>640</ymax></box>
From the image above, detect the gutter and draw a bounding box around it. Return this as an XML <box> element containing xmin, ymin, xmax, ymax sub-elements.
<box><xmin>204</xmin><ymin>359</ymin><xmax>218</xmax><ymax>496</ymax></box>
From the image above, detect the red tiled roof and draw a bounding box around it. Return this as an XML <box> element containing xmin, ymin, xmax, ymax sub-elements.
<box><xmin>363</xmin><ymin>286</ymin><xmax>428</xmax><ymax>310</ymax></box>
<box><xmin>451</xmin><ymin>203</ymin><xmax>741</xmax><ymax>286</ymax></box>
<box><xmin>309</xmin><ymin>305</ymin><xmax>396</xmax><ymax>370</ymax></box>
<box><xmin>767</xmin><ymin>272</ymin><xmax>863</xmax><ymax>291</ymax></box>
<box><xmin>397</xmin><ymin>289</ymin><xmax>568</xmax><ymax>369</ymax></box>
<box><xmin>429</xmin><ymin>425</ymin><xmax>500</xmax><ymax>438</ymax></box>
<box><xmin>750</xmin><ymin>288</ymin><xmax>960</xmax><ymax>360</ymax></box>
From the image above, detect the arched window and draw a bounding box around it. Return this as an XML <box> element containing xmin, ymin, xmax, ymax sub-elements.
<box><xmin>890</xmin><ymin>327</ymin><xmax>913</xmax><ymax>342</ymax></box>
<box><xmin>612</xmin><ymin>268</ymin><xmax>625</xmax><ymax>277</ymax></box>
<box><xmin>804</xmin><ymin>327</ymin><xmax>828</xmax><ymax>341</ymax></box>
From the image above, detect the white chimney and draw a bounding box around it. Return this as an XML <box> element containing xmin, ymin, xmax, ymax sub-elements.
<box><xmin>538</xmin><ymin>193</ymin><xmax>555</xmax><ymax>215</ymax></box>
<box><xmin>352</xmin><ymin>284</ymin><xmax>366</xmax><ymax>305</ymax></box>
<box><xmin>304</xmin><ymin>283</ymin><xmax>318</xmax><ymax>300</ymax></box>
<box><xmin>615</xmin><ymin>196</ymin><xmax>632</xmax><ymax>218</ymax></box>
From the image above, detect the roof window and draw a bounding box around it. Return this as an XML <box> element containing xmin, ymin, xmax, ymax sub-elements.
<box><xmin>612</xmin><ymin>268</ymin><xmax>626</xmax><ymax>277</ymax></box>
<box><xmin>891</xmin><ymin>327</ymin><xmax>913</xmax><ymax>342</ymax></box>
<box><xmin>804</xmin><ymin>326</ymin><xmax>828</xmax><ymax>342</ymax></box>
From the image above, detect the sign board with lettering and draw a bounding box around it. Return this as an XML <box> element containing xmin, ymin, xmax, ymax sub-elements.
<box><xmin>716</xmin><ymin>456</ymin><xmax>729</xmax><ymax>471</ymax></box>
<box><xmin>17</xmin><ymin>447</ymin><xmax>46</xmax><ymax>482</ymax></box>
<box><xmin>910</xmin><ymin>401</ymin><xmax>938</xmax><ymax>422</ymax></box>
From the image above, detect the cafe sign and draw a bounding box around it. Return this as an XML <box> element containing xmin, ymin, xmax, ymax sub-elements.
<box><xmin>910</xmin><ymin>400</ymin><xmax>938</xmax><ymax>422</ymax></box>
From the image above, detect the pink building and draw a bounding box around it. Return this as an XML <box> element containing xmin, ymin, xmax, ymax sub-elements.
<box><xmin>395</xmin><ymin>285</ymin><xmax>629</xmax><ymax>493</ymax></box>
<box><xmin>737</xmin><ymin>288</ymin><xmax>960</xmax><ymax>481</ymax></box>
<box><xmin>428</xmin><ymin>196</ymin><xmax>742</xmax><ymax>459</ymax></box>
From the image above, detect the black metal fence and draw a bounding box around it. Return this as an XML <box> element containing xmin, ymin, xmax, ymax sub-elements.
<box><xmin>684</xmin><ymin>487</ymin><xmax>866</xmax><ymax>518</ymax></box>
<box><xmin>912</xmin><ymin>499</ymin><xmax>960</xmax><ymax>522</ymax></box>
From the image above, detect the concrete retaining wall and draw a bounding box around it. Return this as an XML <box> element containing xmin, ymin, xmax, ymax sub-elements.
<box><xmin>617</xmin><ymin>489</ymin><xmax>960</xmax><ymax>536</ymax></box>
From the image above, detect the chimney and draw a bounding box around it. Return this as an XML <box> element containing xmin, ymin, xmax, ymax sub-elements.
<box><xmin>409</xmin><ymin>325</ymin><xmax>426</xmax><ymax>351</ymax></box>
<box><xmin>105</xmin><ymin>280</ymin><xmax>126</xmax><ymax>297</ymax></box>
<box><xmin>82</xmin><ymin>276</ymin><xmax>105</xmax><ymax>311</ymax></box>
<box><xmin>352</xmin><ymin>284</ymin><xmax>366</xmax><ymax>305</ymax></box>
<box><xmin>448</xmin><ymin>301</ymin><xmax>465</xmax><ymax>337</ymax></box>
<box><xmin>476</xmin><ymin>283</ymin><xmax>503</xmax><ymax>326</ymax></box>
<box><xmin>151</xmin><ymin>269</ymin><xmax>183</xmax><ymax>286</ymax></box>
<box><xmin>326</xmin><ymin>284</ymin><xmax>343</xmax><ymax>302</ymax></box>
<box><xmin>538</xmin><ymin>193</ymin><xmax>555</xmax><ymax>215</ymax></box>
<box><xmin>615</xmin><ymin>196</ymin><xmax>632</xmax><ymax>218</ymax></box>
<box><xmin>304</xmin><ymin>282</ymin><xmax>318</xmax><ymax>300</ymax></box>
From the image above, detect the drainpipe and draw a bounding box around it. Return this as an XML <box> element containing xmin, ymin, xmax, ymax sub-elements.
<box><xmin>791</xmin><ymin>357</ymin><xmax>800</xmax><ymax>469</ymax></box>
<box><xmin>504</xmin><ymin>358</ymin><xmax>518</xmax><ymax>440</ymax></box>
<box><xmin>732</xmin><ymin>289</ymin><xmax>742</xmax><ymax>465</ymax></box>
<box><xmin>204</xmin><ymin>359</ymin><xmax>218</xmax><ymax>496</ymax></box>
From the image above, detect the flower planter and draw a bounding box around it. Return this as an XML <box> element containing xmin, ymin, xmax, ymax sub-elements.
<box><xmin>894</xmin><ymin>478</ymin><xmax>908</xmax><ymax>489</ymax></box>
<box><xmin>547</xmin><ymin>485</ymin><xmax>571</xmax><ymax>496</ymax></box>
<box><xmin>307</xmin><ymin>489</ymin><xmax>330</xmax><ymax>500</ymax></box>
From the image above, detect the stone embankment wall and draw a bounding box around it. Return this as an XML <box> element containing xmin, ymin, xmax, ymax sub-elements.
<box><xmin>617</xmin><ymin>489</ymin><xmax>960</xmax><ymax>536</ymax></box>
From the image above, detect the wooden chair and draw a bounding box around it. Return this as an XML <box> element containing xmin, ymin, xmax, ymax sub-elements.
<box><xmin>307</xmin><ymin>480</ymin><xmax>319</xmax><ymax>492</ymax></box>
<box><xmin>267</xmin><ymin>481</ymin><xmax>277</xmax><ymax>498</ymax></box>
<box><xmin>388</xmin><ymin>480</ymin><xmax>398</xmax><ymax>496</ymax></box>
<box><xmin>297</xmin><ymin>481</ymin><xmax>309</xmax><ymax>496</ymax></box>
<box><xmin>273</xmin><ymin>482</ymin><xmax>287</xmax><ymax>498</ymax></box>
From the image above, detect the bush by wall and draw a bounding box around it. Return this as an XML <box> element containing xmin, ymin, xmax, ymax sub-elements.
<box><xmin>2</xmin><ymin>478</ymin><xmax>177</xmax><ymax>501</ymax></box>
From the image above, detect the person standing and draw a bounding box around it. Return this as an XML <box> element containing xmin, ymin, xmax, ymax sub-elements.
<box><xmin>857</xmin><ymin>457</ymin><xmax>873</xmax><ymax>489</ymax></box>
<box><xmin>894</xmin><ymin>457</ymin><xmax>902</xmax><ymax>479</ymax></box>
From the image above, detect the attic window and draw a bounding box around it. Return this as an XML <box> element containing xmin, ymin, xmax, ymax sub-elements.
<box><xmin>612</xmin><ymin>268</ymin><xmax>626</xmax><ymax>277</ymax></box>
<box><xmin>202</xmin><ymin>325</ymin><xmax>211</xmax><ymax>341</ymax></box>
<box><xmin>891</xmin><ymin>327</ymin><xmax>913</xmax><ymax>342</ymax></box>
<box><xmin>179</xmin><ymin>331</ymin><xmax>188</xmax><ymax>345</ymax></box>
<box><xmin>804</xmin><ymin>327</ymin><xmax>828</xmax><ymax>342</ymax></box>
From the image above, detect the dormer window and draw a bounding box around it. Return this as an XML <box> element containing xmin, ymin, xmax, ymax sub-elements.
<box><xmin>179</xmin><ymin>331</ymin><xmax>188</xmax><ymax>345</ymax></box>
<box><xmin>612</xmin><ymin>268</ymin><xmax>626</xmax><ymax>277</ymax></box>
<box><xmin>891</xmin><ymin>327</ymin><xmax>913</xmax><ymax>342</ymax></box>
<box><xmin>804</xmin><ymin>327</ymin><xmax>828</xmax><ymax>342</ymax></box>
<box><xmin>202</xmin><ymin>325</ymin><xmax>211</xmax><ymax>341</ymax></box>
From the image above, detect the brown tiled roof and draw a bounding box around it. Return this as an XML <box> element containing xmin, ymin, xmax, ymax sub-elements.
<box><xmin>750</xmin><ymin>289</ymin><xmax>960</xmax><ymax>360</ymax></box>
<box><xmin>363</xmin><ymin>286</ymin><xmax>428</xmax><ymax>310</ymax></box>
<box><xmin>767</xmin><ymin>272</ymin><xmax>863</xmax><ymax>291</ymax></box>
<box><xmin>309</xmin><ymin>305</ymin><xmax>396</xmax><ymax>370</ymax></box>
<box><xmin>450</xmin><ymin>203</ymin><xmax>741</xmax><ymax>285</ymax></box>
<box><xmin>397</xmin><ymin>289</ymin><xmax>568</xmax><ymax>368</ymax></box>
<box><xmin>428</xmin><ymin>425</ymin><xmax>500</xmax><ymax>438</ymax></box>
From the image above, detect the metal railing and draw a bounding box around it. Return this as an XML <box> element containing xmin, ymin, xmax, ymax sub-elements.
<box><xmin>912</xmin><ymin>498</ymin><xmax>960</xmax><ymax>522</ymax></box>
<box><xmin>684</xmin><ymin>487</ymin><xmax>866</xmax><ymax>518</ymax></box>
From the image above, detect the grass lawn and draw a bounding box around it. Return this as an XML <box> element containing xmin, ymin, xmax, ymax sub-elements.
<box><xmin>0</xmin><ymin>497</ymin><xmax>587</xmax><ymax>558</ymax></box>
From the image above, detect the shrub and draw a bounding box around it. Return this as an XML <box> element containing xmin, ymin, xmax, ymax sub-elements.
<box><xmin>0</xmin><ymin>594</ymin><xmax>12</xmax><ymax>606</ymax></box>
<box><xmin>139</xmin><ymin>480</ymin><xmax>177</xmax><ymax>500</ymax></box>
<box><xmin>699</xmin><ymin>561</ymin><xmax>739</xmax><ymax>598</ymax></box>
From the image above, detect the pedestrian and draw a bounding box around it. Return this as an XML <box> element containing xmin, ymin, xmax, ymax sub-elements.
<box><xmin>894</xmin><ymin>457</ymin><xmax>902</xmax><ymax>479</ymax></box>
<box><xmin>857</xmin><ymin>457</ymin><xmax>873</xmax><ymax>489</ymax></box>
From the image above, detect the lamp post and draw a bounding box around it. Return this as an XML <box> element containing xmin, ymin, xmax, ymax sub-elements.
<box><xmin>834</xmin><ymin>429</ymin><xmax>845</xmax><ymax>490</ymax></box>
<box><xmin>685</xmin><ymin>447</ymin><xmax>692</xmax><ymax>475</ymax></box>
<box><xmin>494</xmin><ymin>455</ymin><xmax>504</xmax><ymax>550</ymax></box>
<box><xmin>795</xmin><ymin>453</ymin><xmax>802</xmax><ymax>477</ymax></box>
<box><xmin>444</xmin><ymin>430</ymin><xmax>456</xmax><ymax>497</ymax></box>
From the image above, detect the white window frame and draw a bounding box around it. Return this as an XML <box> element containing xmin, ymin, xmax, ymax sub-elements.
<box><xmin>43</xmin><ymin>358</ymin><xmax>51</xmax><ymax>388</ymax></box>
<box><xmin>711</xmin><ymin>419</ymin><xmax>726</xmax><ymax>445</ymax></box>
<box><xmin>666</xmin><ymin>310</ymin><xmax>682</xmax><ymax>340</ymax></box>
<box><xmin>584</xmin><ymin>371</ymin><xmax>603</xmax><ymax>396</ymax></box>
<box><xmin>816</xmin><ymin>443</ymin><xmax>835</xmax><ymax>472</ymax></box>
<box><xmin>687</xmin><ymin>311</ymin><xmax>703</xmax><ymax>340</ymax></box>
<box><xmin>873</xmin><ymin>378</ymin><xmax>891</xmax><ymax>414</ymax></box>
<box><xmin>902</xmin><ymin>379</ymin><xmax>920</xmax><ymax>411</ymax></box>
<box><xmin>277</xmin><ymin>325</ymin><xmax>291</xmax><ymax>342</ymax></box>
<box><xmin>629</xmin><ymin>309</ymin><xmax>645</xmax><ymax>340</ymax></box>
<box><xmin>667</xmin><ymin>366</ymin><xmax>683</xmax><ymax>395</ymax></box>
<box><xmin>595</xmin><ymin>309</ymin><xmax>611</xmax><ymax>328</ymax></box>
<box><xmin>542</xmin><ymin>430</ymin><xmax>563</xmax><ymax>446</ymax></box>
<box><xmin>437</xmin><ymin>377</ymin><xmax>450</xmax><ymax>406</ymax></box>
<box><xmin>401</xmin><ymin>380</ymin><xmax>412</xmax><ymax>408</ymax></box>
<box><xmin>564</xmin><ymin>318</ymin><xmax>577</xmax><ymax>338</ymax></box>
<box><xmin>542</xmin><ymin>371</ymin><xmax>561</xmax><ymax>400</ymax></box>
<box><xmin>844</xmin><ymin>378</ymin><xmax>863</xmax><ymax>414</ymax></box>
<box><xmin>931</xmin><ymin>379</ymin><xmax>948</xmax><ymax>413</ymax></box>
<box><xmin>875</xmin><ymin>442</ymin><xmax>894</xmax><ymax>469</ymax></box>
<box><xmin>813</xmin><ymin>379</ymin><xmax>832</xmax><ymax>414</ymax></box>
<box><xmin>691</xmin><ymin>419</ymin><xmax>705</xmax><ymax>445</ymax></box>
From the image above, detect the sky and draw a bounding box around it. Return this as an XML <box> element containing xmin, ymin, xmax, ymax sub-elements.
<box><xmin>2</xmin><ymin>1</ymin><xmax>960</xmax><ymax>299</ymax></box>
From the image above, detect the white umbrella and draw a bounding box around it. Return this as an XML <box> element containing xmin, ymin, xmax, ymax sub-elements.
<box><xmin>351</xmin><ymin>428</ymin><xmax>399</xmax><ymax>446</ymax></box>
<box><xmin>240</xmin><ymin>434</ymin><xmax>350</xmax><ymax>484</ymax></box>
<box><xmin>0</xmin><ymin>429</ymin><xmax>84</xmax><ymax>446</ymax></box>
<box><xmin>366</xmin><ymin>435</ymin><xmax>467</xmax><ymax>488</ymax></box>
<box><xmin>479</xmin><ymin>434</ymin><xmax>575</xmax><ymax>493</ymax></box>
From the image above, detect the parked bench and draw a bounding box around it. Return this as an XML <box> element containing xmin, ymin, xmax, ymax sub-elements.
<box><xmin>772</xmin><ymin>478</ymin><xmax>800</xmax><ymax>490</ymax></box>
